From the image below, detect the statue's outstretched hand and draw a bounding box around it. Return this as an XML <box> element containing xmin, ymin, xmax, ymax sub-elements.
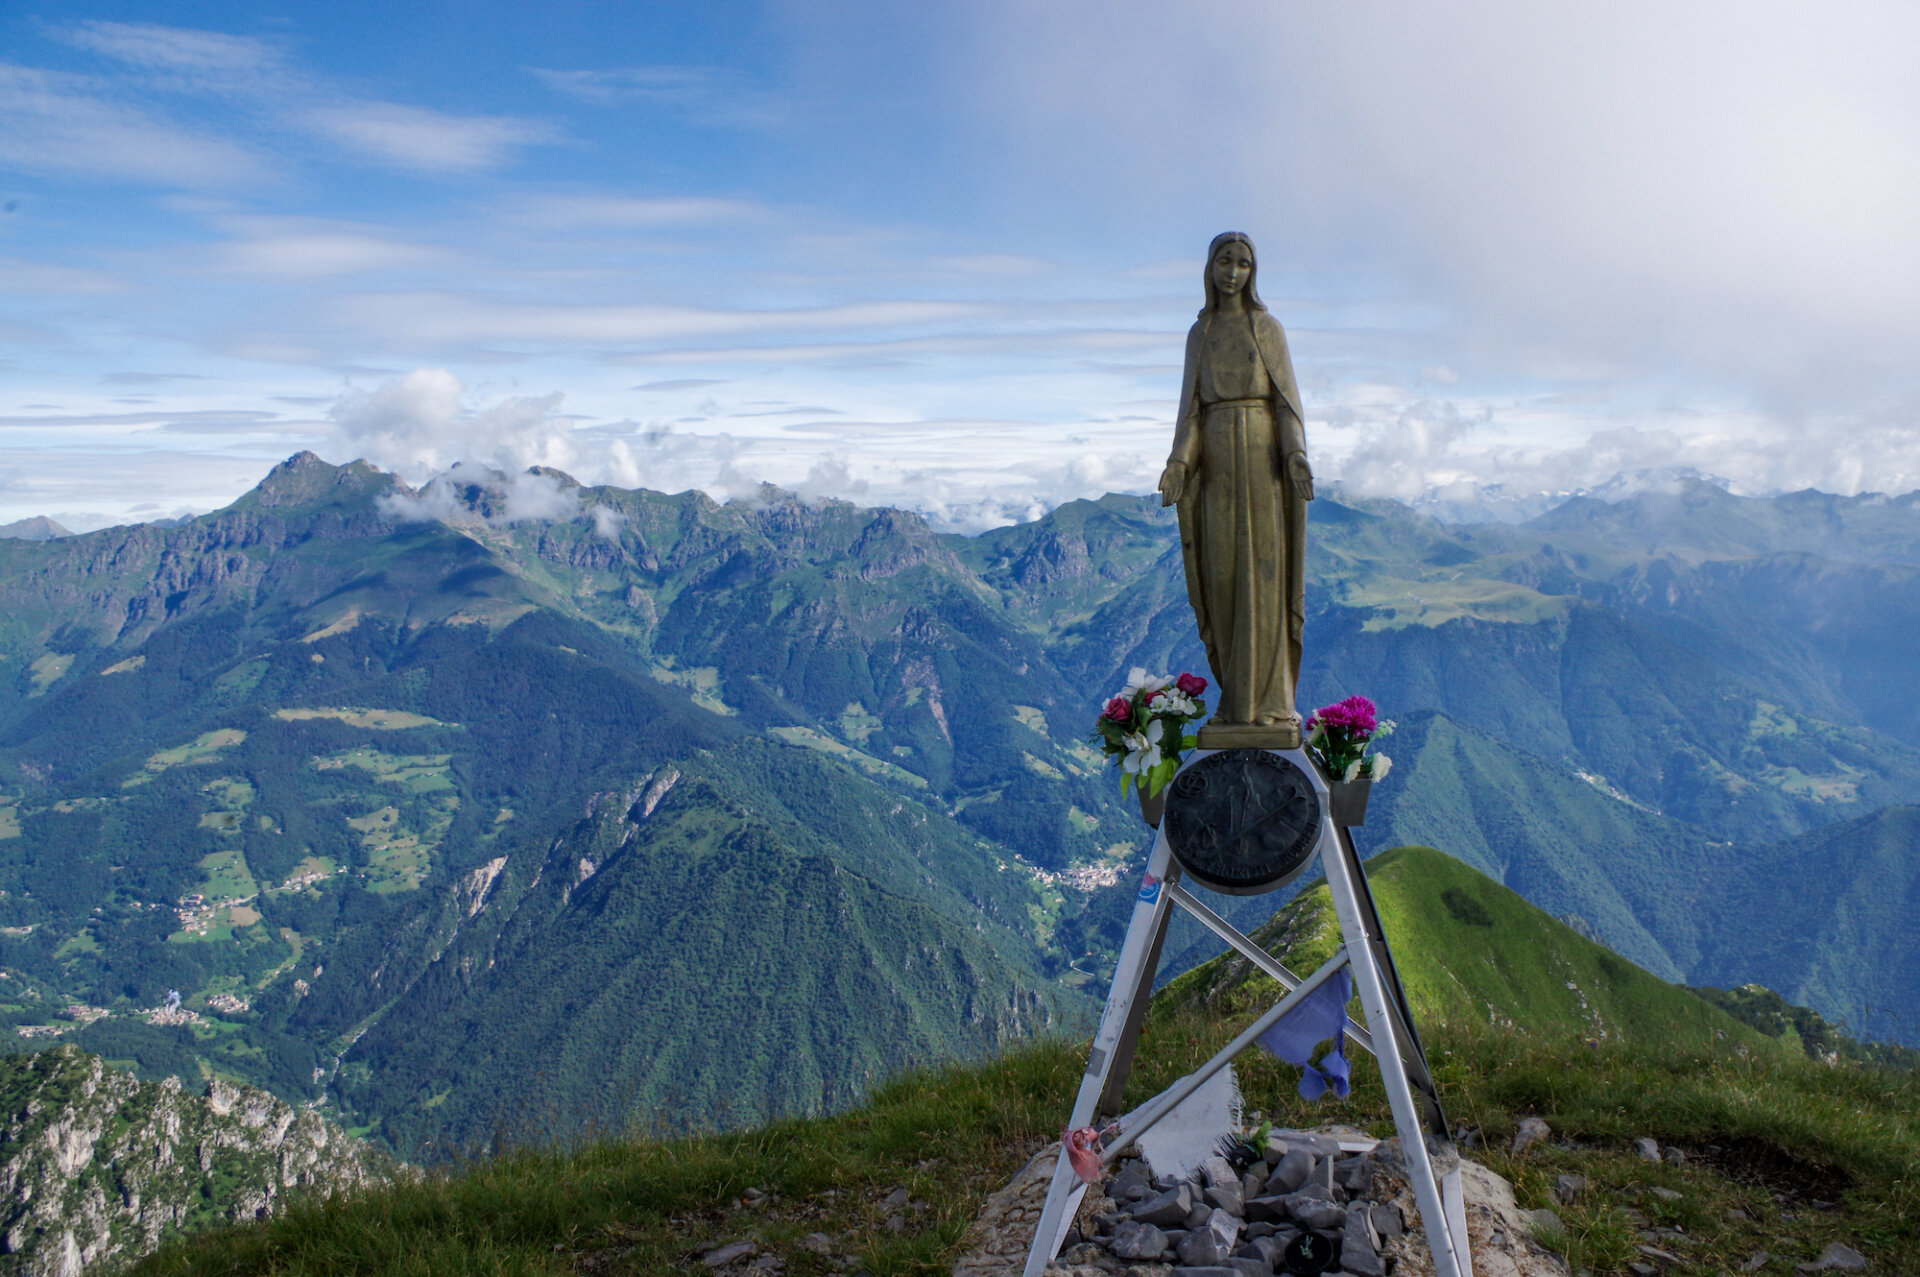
<box><xmin>1287</xmin><ymin>452</ymin><xmax>1315</xmax><ymax>502</ymax></box>
<box><xmin>1158</xmin><ymin>461</ymin><xmax>1187</xmax><ymax>507</ymax></box>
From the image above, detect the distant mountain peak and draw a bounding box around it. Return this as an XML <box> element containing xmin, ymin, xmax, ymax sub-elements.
<box><xmin>0</xmin><ymin>515</ymin><xmax>70</xmax><ymax>541</ymax></box>
<box><xmin>232</xmin><ymin>452</ymin><xmax>401</xmax><ymax>513</ymax></box>
<box><xmin>527</xmin><ymin>464</ymin><xmax>582</xmax><ymax>489</ymax></box>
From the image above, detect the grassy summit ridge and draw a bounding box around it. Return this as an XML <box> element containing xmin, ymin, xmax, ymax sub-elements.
<box><xmin>1164</xmin><ymin>846</ymin><xmax>1775</xmax><ymax>1052</ymax></box>
<box><xmin>132</xmin><ymin>848</ymin><xmax>1920</xmax><ymax>1277</ymax></box>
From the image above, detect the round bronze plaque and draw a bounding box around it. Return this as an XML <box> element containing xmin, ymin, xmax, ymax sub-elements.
<box><xmin>1162</xmin><ymin>749</ymin><xmax>1322</xmax><ymax>895</ymax></box>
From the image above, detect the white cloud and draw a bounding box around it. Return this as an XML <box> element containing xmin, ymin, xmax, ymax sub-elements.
<box><xmin>961</xmin><ymin>1</ymin><xmax>1920</xmax><ymax>411</ymax></box>
<box><xmin>209</xmin><ymin>216</ymin><xmax>446</xmax><ymax>277</ymax></box>
<box><xmin>26</xmin><ymin>21</ymin><xmax>554</xmax><ymax>179</ymax></box>
<box><xmin>326</xmin><ymin>293</ymin><xmax>990</xmax><ymax>349</ymax></box>
<box><xmin>61</xmin><ymin>20</ymin><xmax>280</xmax><ymax>80</ymax></box>
<box><xmin>0</xmin><ymin>408</ymin><xmax>280</xmax><ymax>430</ymax></box>
<box><xmin>588</xmin><ymin>503</ymin><xmax>625</xmax><ymax>538</ymax></box>
<box><xmin>300</xmin><ymin>101</ymin><xmax>552</xmax><ymax>172</ymax></box>
<box><xmin>1314</xmin><ymin>389</ymin><xmax>1920</xmax><ymax>515</ymax></box>
<box><xmin>529</xmin><ymin>65</ymin><xmax>781</xmax><ymax>127</ymax></box>
<box><xmin>379</xmin><ymin>464</ymin><xmax>582</xmax><ymax>527</ymax></box>
<box><xmin>13</xmin><ymin>6</ymin><xmax>1920</xmax><ymax>525</ymax></box>
<box><xmin>505</xmin><ymin>194</ymin><xmax>767</xmax><ymax>228</ymax></box>
<box><xmin>327</xmin><ymin>368</ymin><xmax>575</xmax><ymax>478</ymax></box>
<box><xmin>0</xmin><ymin>255</ymin><xmax>129</xmax><ymax>294</ymax></box>
<box><xmin>0</xmin><ymin>64</ymin><xmax>267</xmax><ymax>186</ymax></box>
<box><xmin>611</xmin><ymin>329</ymin><xmax>1175</xmax><ymax>368</ymax></box>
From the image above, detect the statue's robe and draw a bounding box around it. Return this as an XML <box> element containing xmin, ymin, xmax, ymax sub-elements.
<box><xmin>1165</xmin><ymin>308</ymin><xmax>1308</xmax><ymax>729</ymax></box>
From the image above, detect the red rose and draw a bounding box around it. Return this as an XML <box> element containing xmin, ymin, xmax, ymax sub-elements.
<box><xmin>1176</xmin><ymin>672</ymin><xmax>1208</xmax><ymax>697</ymax></box>
<box><xmin>1103</xmin><ymin>697</ymin><xmax>1132</xmax><ymax>722</ymax></box>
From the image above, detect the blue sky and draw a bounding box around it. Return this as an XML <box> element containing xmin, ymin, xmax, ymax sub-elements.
<box><xmin>5</xmin><ymin>2</ymin><xmax>1919</xmax><ymax>529</ymax></box>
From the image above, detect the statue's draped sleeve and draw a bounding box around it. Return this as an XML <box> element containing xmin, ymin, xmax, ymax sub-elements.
<box><xmin>1252</xmin><ymin>312</ymin><xmax>1306</xmax><ymax>465</ymax></box>
<box><xmin>1254</xmin><ymin>311</ymin><xmax>1309</xmax><ymax>688</ymax></box>
<box><xmin>1167</xmin><ymin>320</ymin><xmax>1207</xmax><ymax>474</ymax></box>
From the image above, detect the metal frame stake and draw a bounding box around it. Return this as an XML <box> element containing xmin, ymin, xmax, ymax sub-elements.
<box><xmin>1021</xmin><ymin>748</ymin><xmax>1473</xmax><ymax>1277</ymax></box>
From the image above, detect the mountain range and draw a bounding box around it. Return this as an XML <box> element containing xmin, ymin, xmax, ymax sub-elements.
<box><xmin>1</xmin><ymin>453</ymin><xmax>1916</xmax><ymax>1155</ymax></box>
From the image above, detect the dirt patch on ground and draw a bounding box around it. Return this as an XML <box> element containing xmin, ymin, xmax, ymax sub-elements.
<box><xmin>1686</xmin><ymin>1136</ymin><xmax>1853</xmax><ymax>1205</ymax></box>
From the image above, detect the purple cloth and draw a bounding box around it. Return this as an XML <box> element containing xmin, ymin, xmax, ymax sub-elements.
<box><xmin>1257</xmin><ymin>967</ymin><xmax>1352</xmax><ymax>1100</ymax></box>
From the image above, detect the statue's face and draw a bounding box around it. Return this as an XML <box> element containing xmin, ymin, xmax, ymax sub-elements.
<box><xmin>1211</xmin><ymin>242</ymin><xmax>1253</xmax><ymax>298</ymax></box>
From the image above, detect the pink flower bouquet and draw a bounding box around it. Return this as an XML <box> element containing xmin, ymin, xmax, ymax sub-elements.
<box><xmin>1304</xmin><ymin>694</ymin><xmax>1395</xmax><ymax>783</ymax></box>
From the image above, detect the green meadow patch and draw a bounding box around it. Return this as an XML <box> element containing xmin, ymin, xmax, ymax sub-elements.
<box><xmin>769</xmin><ymin>726</ymin><xmax>928</xmax><ymax>789</ymax></box>
<box><xmin>272</xmin><ymin>707</ymin><xmax>448</xmax><ymax>730</ymax></box>
<box><xmin>125</xmin><ymin>729</ymin><xmax>248</xmax><ymax>786</ymax></box>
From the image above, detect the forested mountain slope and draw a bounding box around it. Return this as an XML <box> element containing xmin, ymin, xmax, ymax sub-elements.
<box><xmin>1</xmin><ymin>455</ymin><xmax>1917</xmax><ymax>1156</ymax></box>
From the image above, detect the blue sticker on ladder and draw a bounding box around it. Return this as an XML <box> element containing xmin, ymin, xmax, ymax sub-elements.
<box><xmin>1137</xmin><ymin>873</ymin><xmax>1160</xmax><ymax>904</ymax></box>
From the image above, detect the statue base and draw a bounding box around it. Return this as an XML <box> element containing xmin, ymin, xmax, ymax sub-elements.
<box><xmin>1196</xmin><ymin>722</ymin><xmax>1301</xmax><ymax>750</ymax></box>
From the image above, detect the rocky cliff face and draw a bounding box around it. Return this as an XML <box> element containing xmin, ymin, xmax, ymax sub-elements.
<box><xmin>0</xmin><ymin>1045</ymin><xmax>388</xmax><ymax>1276</ymax></box>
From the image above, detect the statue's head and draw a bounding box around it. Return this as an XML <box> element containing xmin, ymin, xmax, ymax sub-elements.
<box><xmin>1202</xmin><ymin>232</ymin><xmax>1265</xmax><ymax>314</ymax></box>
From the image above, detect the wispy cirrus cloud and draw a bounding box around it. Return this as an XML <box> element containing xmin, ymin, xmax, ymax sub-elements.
<box><xmin>0</xmin><ymin>408</ymin><xmax>282</xmax><ymax>430</ymax></box>
<box><xmin>15</xmin><ymin>19</ymin><xmax>555</xmax><ymax>183</ymax></box>
<box><xmin>206</xmin><ymin>216</ymin><xmax>449</xmax><ymax>277</ymax></box>
<box><xmin>0</xmin><ymin>254</ymin><xmax>130</xmax><ymax>294</ymax></box>
<box><xmin>325</xmin><ymin>293</ymin><xmax>992</xmax><ymax>349</ymax></box>
<box><xmin>60</xmin><ymin>20</ymin><xmax>282</xmax><ymax>82</ymax></box>
<box><xmin>0</xmin><ymin>63</ymin><xmax>269</xmax><ymax>186</ymax></box>
<box><xmin>99</xmin><ymin>372</ymin><xmax>211</xmax><ymax>386</ymax></box>
<box><xmin>504</xmin><ymin>194</ymin><xmax>769</xmax><ymax>229</ymax></box>
<box><xmin>529</xmin><ymin>64</ymin><xmax>781</xmax><ymax>127</ymax></box>
<box><xmin>611</xmin><ymin>329</ymin><xmax>1178</xmax><ymax>368</ymax></box>
<box><xmin>299</xmin><ymin>101</ymin><xmax>554</xmax><ymax>173</ymax></box>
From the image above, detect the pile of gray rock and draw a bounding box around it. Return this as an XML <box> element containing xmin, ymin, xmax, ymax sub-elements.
<box><xmin>952</xmin><ymin>1123</ymin><xmax>1567</xmax><ymax>1277</ymax></box>
<box><xmin>1053</xmin><ymin>1130</ymin><xmax>1395</xmax><ymax>1277</ymax></box>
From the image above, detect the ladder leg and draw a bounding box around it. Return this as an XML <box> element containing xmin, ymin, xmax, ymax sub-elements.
<box><xmin>1337</xmin><ymin>825</ymin><xmax>1448</xmax><ymax>1136</ymax></box>
<box><xmin>1320</xmin><ymin>809</ymin><xmax>1473</xmax><ymax>1277</ymax></box>
<box><xmin>1097</xmin><ymin>868</ymin><xmax>1178</xmax><ymax>1116</ymax></box>
<box><xmin>1022</xmin><ymin>830</ymin><xmax>1176</xmax><ymax>1277</ymax></box>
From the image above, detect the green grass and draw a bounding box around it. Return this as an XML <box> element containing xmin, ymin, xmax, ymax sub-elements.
<box><xmin>1343</xmin><ymin>575</ymin><xmax>1571</xmax><ymax>631</ymax></box>
<box><xmin>27</xmin><ymin>651</ymin><xmax>73</xmax><ymax>695</ymax></box>
<box><xmin>315</xmin><ymin>747</ymin><xmax>456</xmax><ymax>793</ymax></box>
<box><xmin>1180</xmin><ymin>845</ymin><xmax>1788</xmax><ymax>1051</ymax></box>
<box><xmin>132</xmin><ymin>1043</ymin><xmax>1091</xmax><ymax>1277</ymax></box>
<box><xmin>195</xmin><ymin>850</ymin><xmax>258</xmax><ymax>901</ymax></box>
<box><xmin>648</xmin><ymin>659</ymin><xmax>736</xmax><ymax>716</ymax></box>
<box><xmin>273</xmin><ymin>708</ymin><xmax>448</xmax><ymax>730</ymax></box>
<box><xmin>125</xmin><ymin>728</ymin><xmax>248</xmax><ymax>785</ymax></box>
<box><xmin>838</xmin><ymin>701</ymin><xmax>882</xmax><ymax>743</ymax></box>
<box><xmin>343</xmin><ymin>797</ymin><xmax>456</xmax><ymax>893</ymax></box>
<box><xmin>768</xmin><ymin>726</ymin><xmax>929</xmax><ymax>789</ymax></box>
<box><xmin>125</xmin><ymin>1016</ymin><xmax>1920</xmax><ymax>1277</ymax></box>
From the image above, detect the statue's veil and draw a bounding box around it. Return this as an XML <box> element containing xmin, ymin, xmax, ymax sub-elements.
<box><xmin>1200</xmin><ymin>231</ymin><xmax>1266</xmax><ymax>316</ymax></box>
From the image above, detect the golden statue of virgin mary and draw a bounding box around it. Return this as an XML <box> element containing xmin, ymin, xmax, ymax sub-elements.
<box><xmin>1158</xmin><ymin>232</ymin><xmax>1313</xmax><ymax>748</ymax></box>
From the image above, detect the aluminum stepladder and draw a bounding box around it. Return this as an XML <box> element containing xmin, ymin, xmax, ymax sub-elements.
<box><xmin>1021</xmin><ymin>746</ymin><xmax>1475</xmax><ymax>1277</ymax></box>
